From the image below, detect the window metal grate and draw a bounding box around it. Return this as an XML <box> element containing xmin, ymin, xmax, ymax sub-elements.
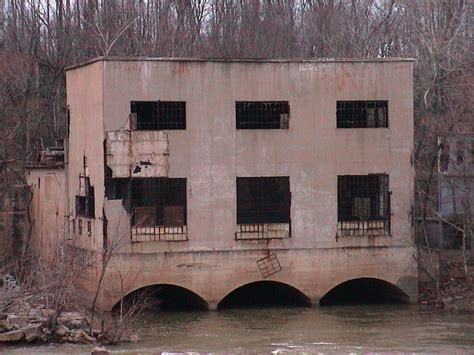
<box><xmin>163</xmin><ymin>206</ymin><xmax>185</xmax><ymax>227</ymax></box>
<box><xmin>235</xmin><ymin>222</ymin><xmax>290</xmax><ymax>240</ymax></box>
<box><xmin>337</xmin><ymin>101</ymin><xmax>388</xmax><ymax>128</ymax></box>
<box><xmin>337</xmin><ymin>174</ymin><xmax>390</xmax><ymax>236</ymax></box>
<box><xmin>158</xmin><ymin>101</ymin><xmax>186</xmax><ymax>129</ymax></box>
<box><xmin>131</xmin><ymin>224</ymin><xmax>188</xmax><ymax>242</ymax></box>
<box><xmin>131</xmin><ymin>101</ymin><xmax>186</xmax><ymax>130</ymax></box>
<box><xmin>257</xmin><ymin>253</ymin><xmax>282</xmax><ymax>278</ymax></box>
<box><xmin>131</xmin><ymin>178</ymin><xmax>186</xmax><ymax>227</ymax></box>
<box><xmin>236</xmin><ymin>101</ymin><xmax>290</xmax><ymax>129</ymax></box>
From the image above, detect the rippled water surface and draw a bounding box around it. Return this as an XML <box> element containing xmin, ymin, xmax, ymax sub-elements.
<box><xmin>3</xmin><ymin>305</ymin><xmax>474</xmax><ymax>354</ymax></box>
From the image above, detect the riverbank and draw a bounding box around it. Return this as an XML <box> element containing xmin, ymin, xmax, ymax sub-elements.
<box><xmin>0</xmin><ymin>271</ymin><xmax>137</xmax><ymax>346</ymax></box>
<box><xmin>419</xmin><ymin>251</ymin><xmax>474</xmax><ymax>313</ymax></box>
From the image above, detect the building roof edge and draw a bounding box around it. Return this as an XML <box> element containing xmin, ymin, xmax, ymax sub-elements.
<box><xmin>65</xmin><ymin>56</ymin><xmax>415</xmax><ymax>71</ymax></box>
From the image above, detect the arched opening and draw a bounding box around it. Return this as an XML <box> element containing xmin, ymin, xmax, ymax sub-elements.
<box><xmin>319</xmin><ymin>278</ymin><xmax>410</xmax><ymax>306</ymax></box>
<box><xmin>217</xmin><ymin>281</ymin><xmax>311</xmax><ymax>310</ymax></box>
<box><xmin>112</xmin><ymin>284</ymin><xmax>209</xmax><ymax>313</ymax></box>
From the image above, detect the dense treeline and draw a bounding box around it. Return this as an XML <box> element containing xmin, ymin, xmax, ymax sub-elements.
<box><xmin>0</xmin><ymin>0</ymin><xmax>472</xmax><ymax>219</ymax></box>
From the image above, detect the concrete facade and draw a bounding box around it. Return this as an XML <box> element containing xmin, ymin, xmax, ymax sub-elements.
<box><xmin>30</xmin><ymin>58</ymin><xmax>417</xmax><ymax>310</ymax></box>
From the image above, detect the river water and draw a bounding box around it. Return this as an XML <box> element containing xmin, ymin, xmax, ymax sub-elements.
<box><xmin>3</xmin><ymin>305</ymin><xmax>474</xmax><ymax>354</ymax></box>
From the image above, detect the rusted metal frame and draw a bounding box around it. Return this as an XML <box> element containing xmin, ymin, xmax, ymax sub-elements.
<box><xmin>257</xmin><ymin>253</ymin><xmax>282</xmax><ymax>278</ymax></box>
<box><xmin>337</xmin><ymin>174</ymin><xmax>391</xmax><ymax>236</ymax></box>
<box><xmin>234</xmin><ymin>221</ymin><xmax>292</xmax><ymax>240</ymax></box>
<box><xmin>131</xmin><ymin>224</ymin><xmax>188</xmax><ymax>243</ymax></box>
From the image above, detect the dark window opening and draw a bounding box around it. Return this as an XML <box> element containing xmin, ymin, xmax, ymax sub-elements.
<box><xmin>76</xmin><ymin>176</ymin><xmax>95</xmax><ymax>218</ymax></box>
<box><xmin>131</xmin><ymin>178</ymin><xmax>186</xmax><ymax>227</ymax></box>
<box><xmin>338</xmin><ymin>174</ymin><xmax>390</xmax><ymax>235</ymax></box>
<box><xmin>217</xmin><ymin>281</ymin><xmax>311</xmax><ymax>309</ymax></box>
<box><xmin>319</xmin><ymin>278</ymin><xmax>410</xmax><ymax>306</ymax></box>
<box><xmin>131</xmin><ymin>101</ymin><xmax>185</xmax><ymax>130</ymax></box>
<box><xmin>236</xmin><ymin>101</ymin><xmax>289</xmax><ymax>129</ymax></box>
<box><xmin>105</xmin><ymin>178</ymin><xmax>130</xmax><ymax>202</ymax></box>
<box><xmin>337</xmin><ymin>101</ymin><xmax>388</xmax><ymax>128</ymax></box>
<box><xmin>237</xmin><ymin>177</ymin><xmax>290</xmax><ymax>224</ymax></box>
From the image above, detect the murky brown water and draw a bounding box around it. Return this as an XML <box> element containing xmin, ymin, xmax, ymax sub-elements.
<box><xmin>3</xmin><ymin>305</ymin><xmax>474</xmax><ymax>354</ymax></box>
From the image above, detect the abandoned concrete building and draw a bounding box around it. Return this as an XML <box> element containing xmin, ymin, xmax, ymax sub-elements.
<box><xmin>26</xmin><ymin>57</ymin><xmax>417</xmax><ymax>310</ymax></box>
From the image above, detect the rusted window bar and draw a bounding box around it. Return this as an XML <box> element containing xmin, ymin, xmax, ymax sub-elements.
<box><xmin>337</xmin><ymin>101</ymin><xmax>388</xmax><ymax>128</ymax></box>
<box><xmin>130</xmin><ymin>178</ymin><xmax>187</xmax><ymax>242</ymax></box>
<box><xmin>257</xmin><ymin>253</ymin><xmax>282</xmax><ymax>278</ymax></box>
<box><xmin>131</xmin><ymin>101</ymin><xmax>186</xmax><ymax>130</ymax></box>
<box><xmin>236</xmin><ymin>101</ymin><xmax>289</xmax><ymax>129</ymax></box>
<box><xmin>235</xmin><ymin>222</ymin><xmax>291</xmax><ymax>240</ymax></box>
<box><xmin>131</xmin><ymin>223</ymin><xmax>188</xmax><ymax>242</ymax></box>
<box><xmin>337</xmin><ymin>174</ymin><xmax>390</xmax><ymax>236</ymax></box>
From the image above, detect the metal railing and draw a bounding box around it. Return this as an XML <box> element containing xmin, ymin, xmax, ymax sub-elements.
<box><xmin>235</xmin><ymin>222</ymin><xmax>291</xmax><ymax>240</ymax></box>
<box><xmin>337</xmin><ymin>219</ymin><xmax>390</xmax><ymax>237</ymax></box>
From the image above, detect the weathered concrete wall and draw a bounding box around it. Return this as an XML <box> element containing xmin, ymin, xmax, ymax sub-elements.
<box><xmin>99</xmin><ymin>246</ymin><xmax>417</xmax><ymax>310</ymax></box>
<box><xmin>26</xmin><ymin>168</ymin><xmax>66</xmax><ymax>263</ymax></box>
<box><xmin>102</xmin><ymin>60</ymin><xmax>414</xmax><ymax>251</ymax></box>
<box><xmin>66</xmin><ymin>61</ymin><xmax>105</xmax><ymax>252</ymax></box>
<box><xmin>64</xmin><ymin>58</ymin><xmax>417</xmax><ymax>309</ymax></box>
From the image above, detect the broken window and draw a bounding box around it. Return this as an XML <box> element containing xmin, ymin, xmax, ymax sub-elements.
<box><xmin>75</xmin><ymin>176</ymin><xmax>95</xmax><ymax>218</ymax></box>
<box><xmin>236</xmin><ymin>101</ymin><xmax>290</xmax><ymax>129</ymax></box>
<box><xmin>337</xmin><ymin>174</ymin><xmax>390</xmax><ymax>236</ymax></box>
<box><xmin>337</xmin><ymin>101</ymin><xmax>388</xmax><ymax>128</ymax></box>
<box><xmin>237</xmin><ymin>177</ymin><xmax>290</xmax><ymax>224</ymax></box>
<box><xmin>131</xmin><ymin>101</ymin><xmax>186</xmax><ymax>130</ymax></box>
<box><xmin>131</xmin><ymin>178</ymin><xmax>186</xmax><ymax>227</ymax></box>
